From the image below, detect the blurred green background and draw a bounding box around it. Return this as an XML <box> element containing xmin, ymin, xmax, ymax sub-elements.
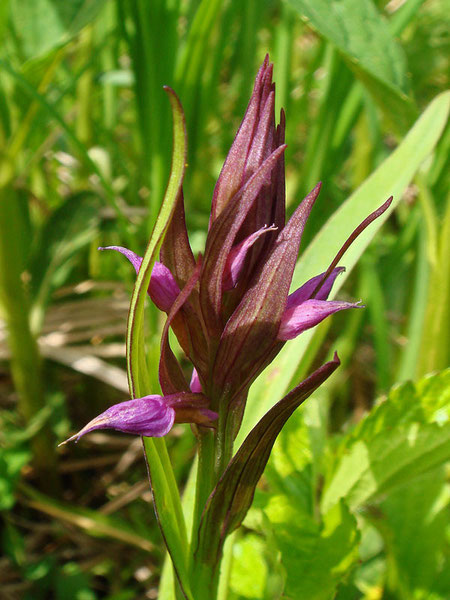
<box><xmin>0</xmin><ymin>0</ymin><xmax>448</xmax><ymax>598</ymax></box>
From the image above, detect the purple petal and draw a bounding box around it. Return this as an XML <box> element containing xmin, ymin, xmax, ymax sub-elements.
<box><xmin>278</xmin><ymin>299</ymin><xmax>362</xmax><ymax>341</ymax></box>
<box><xmin>150</xmin><ymin>261</ymin><xmax>181</xmax><ymax>312</ymax></box>
<box><xmin>98</xmin><ymin>246</ymin><xmax>180</xmax><ymax>312</ymax></box>
<box><xmin>286</xmin><ymin>267</ymin><xmax>345</xmax><ymax>309</ymax></box>
<box><xmin>59</xmin><ymin>395</ymin><xmax>176</xmax><ymax>444</ymax></box>
<box><xmin>223</xmin><ymin>225</ymin><xmax>277</xmax><ymax>290</ymax></box>
<box><xmin>99</xmin><ymin>245</ymin><xmax>143</xmax><ymax>271</ymax></box>
<box><xmin>190</xmin><ymin>368</ymin><xmax>202</xmax><ymax>393</ymax></box>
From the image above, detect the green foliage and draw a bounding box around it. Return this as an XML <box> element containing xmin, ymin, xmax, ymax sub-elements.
<box><xmin>322</xmin><ymin>369</ymin><xmax>450</xmax><ymax>512</ymax></box>
<box><xmin>258</xmin><ymin>369</ymin><xmax>450</xmax><ymax>599</ymax></box>
<box><xmin>0</xmin><ymin>446</ymin><xmax>30</xmax><ymax>510</ymax></box>
<box><xmin>266</xmin><ymin>498</ymin><xmax>359</xmax><ymax>600</ymax></box>
<box><xmin>9</xmin><ymin>0</ymin><xmax>107</xmax><ymax>59</ymax></box>
<box><xmin>287</xmin><ymin>0</ymin><xmax>416</xmax><ymax>130</ymax></box>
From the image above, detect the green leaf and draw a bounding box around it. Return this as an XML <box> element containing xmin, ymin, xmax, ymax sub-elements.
<box><xmin>125</xmin><ymin>87</ymin><xmax>192</xmax><ymax>599</ymax></box>
<box><xmin>0</xmin><ymin>447</ymin><xmax>30</xmax><ymax>510</ymax></box>
<box><xmin>265</xmin><ymin>497</ymin><xmax>359</xmax><ymax>599</ymax></box>
<box><xmin>9</xmin><ymin>0</ymin><xmax>107</xmax><ymax>59</ymax></box>
<box><xmin>286</xmin><ymin>0</ymin><xmax>416</xmax><ymax>130</ymax></box>
<box><xmin>376</xmin><ymin>468</ymin><xmax>448</xmax><ymax>599</ymax></box>
<box><xmin>229</xmin><ymin>534</ymin><xmax>268</xmax><ymax>599</ymax></box>
<box><xmin>321</xmin><ymin>369</ymin><xmax>450</xmax><ymax>512</ymax></box>
<box><xmin>418</xmin><ymin>192</ymin><xmax>450</xmax><ymax>374</ymax></box>
<box><xmin>240</xmin><ymin>90</ymin><xmax>450</xmax><ymax>443</ymax></box>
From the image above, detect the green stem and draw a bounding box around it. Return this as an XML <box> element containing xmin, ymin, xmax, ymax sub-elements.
<box><xmin>189</xmin><ymin>400</ymin><xmax>235</xmax><ymax>599</ymax></box>
<box><xmin>75</xmin><ymin>27</ymin><xmax>94</xmax><ymax>147</ymax></box>
<box><xmin>215</xmin><ymin>401</ymin><xmax>235</xmax><ymax>479</ymax></box>
<box><xmin>0</xmin><ymin>193</ymin><xmax>57</xmax><ymax>477</ymax></box>
<box><xmin>190</xmin><ymin>428</ymin><xmax>215</xmax><ymax>552</ymax></box>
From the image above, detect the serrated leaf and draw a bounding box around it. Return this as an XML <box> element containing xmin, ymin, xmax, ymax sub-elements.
<box><xmin>376</xmin><ymin>469</ymin><xmax>448</xmax><ymax>599</ymax></box>
<box><xmin>229</xmin><ymin>535</ymin><xmax>268</xmax><ymax>599</ymax></box>
<box><xmin>265</xmin><ymin>497</ymin><xmax>359</xmax><ymax>600</ymax></box>
<box><xmin>321</xmin><ymin>370</ymin><xmax>450</xmax><ymax>512</ymax></box>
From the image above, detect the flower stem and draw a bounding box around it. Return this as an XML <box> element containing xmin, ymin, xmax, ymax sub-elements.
<box><xmin>189</xmin><ymin>401</ymin><xmax>235</xmax><ymax>599</ymax></box>
<box><xmin>215</xmin><ymin>402</ymin><xmax>235</xmax><ymax>479</ymax></box>
<box><xmin>191</xmin><ymin>428</ymin><xmax>215</xmax><ymax>548</ymax></box>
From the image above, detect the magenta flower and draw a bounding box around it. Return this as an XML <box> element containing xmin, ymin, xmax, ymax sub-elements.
<box><xmin>60</xmin><ymin>392</ymin><xmax>217</xmax><ymax>445</ymax></box>
<box><xmin>63</xmin><ymin>56</ymin><xmax>391</xmax><ymax>445</ymax></box>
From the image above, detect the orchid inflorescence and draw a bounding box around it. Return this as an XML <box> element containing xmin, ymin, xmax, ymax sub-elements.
<box><xmin>62</xmin><ymin>56</ymin><xmax>391</xmax><ymax>597</ymax></box>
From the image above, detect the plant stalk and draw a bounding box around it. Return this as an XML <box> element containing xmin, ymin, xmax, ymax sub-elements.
<box><xmin>0</xmin><ymin>193</ymin><xmax>57</xmax><ymax>477</ymax></box>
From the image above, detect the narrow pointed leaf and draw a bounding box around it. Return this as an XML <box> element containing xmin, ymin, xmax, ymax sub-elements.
<box><xmin>125</xmin><ymin>87</ymin><xmax>193</xmax><ymax>600</ymax></box>
<box><xmin>194</xmin><ymin>354</ymin><xmax>340</xmax><ymax>568</ymax></box>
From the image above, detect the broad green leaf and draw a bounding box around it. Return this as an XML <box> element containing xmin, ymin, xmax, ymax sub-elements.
<box><xmin>9</xmin><ymin>0</ymin><xmax>107</xmax><ymax>59</ymax></box>
<box><xmin>125</xmin><ymin>88</ymin><xmax>192</xmax><ymax>599</ymax></box>
<box><xmin>240</xmin><ymin>90</ymin><xmax>450</xmax><ymax>443</ymax></box>
<box><xmin>286</xmin><ymin>0</ymin><xmax>416</xmax><ymax>130</ymax></box>
<box><xmin>321</xmin><ymin>369</ymin><xmax>450</xmax><ymax>512</ymax></box>
<box><xmin>376</xmin><ymin>469</ymin><xmax>448</xmax><ymax>599</ymax></box>
<box><xmin>418</xmin><ymin>193</ymin><xmax>450</xmax><ymax>375</ymax></box>
<box><xmin>265</xmin><ymin>497</ymin><xmax>359</xmax><ymax>599</ymax></box>
<box><xmin>229</xmin><ymin>535</ymin><xmax>268</xmax><ymax>599</ymax></box>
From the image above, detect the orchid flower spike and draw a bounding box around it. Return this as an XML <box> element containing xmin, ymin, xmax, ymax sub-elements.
<box><xmin>63</xmin><ymin>56</ymin><xmax>392</xmax><ymax>446</ymax></box>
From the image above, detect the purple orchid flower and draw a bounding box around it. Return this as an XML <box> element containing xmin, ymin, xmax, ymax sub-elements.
<box><xmin>60</xmin><ymin>392</ymin><xmax>217</xmax><ymax>445</ymax></box>
<box><xmin>63</xmin><ymin>56</ymin><xmax>391</xmax><ymax>445</ymax></box>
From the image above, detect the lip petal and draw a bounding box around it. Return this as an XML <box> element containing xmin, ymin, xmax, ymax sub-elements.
<box><xmin>59</xmin><ymin>395</ymin><xmax>176</xmax><ymax>444</ymax></box>
<box><xmin>98</xmin><ymin>246</ymin><xmax>180</xmax><ymax>312</ymax></box>
<box><xmin>286</xmin><ymin>267</ymin><xmax>346</xmax><ymax>308</ymax></box>
<box><xmin>278</xmin><ymin>298</ymin><xmax>363</xmax><ymax>341</ymax></box>
<box><xmin>190</xmin><ymin>368</ymin><xmax>202</xmax><ymax>393</ymax></box>
<box><xmin>223</xmin><ymin>225</ymin><xmax>278</xmax><ymax>290</ymax></box>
